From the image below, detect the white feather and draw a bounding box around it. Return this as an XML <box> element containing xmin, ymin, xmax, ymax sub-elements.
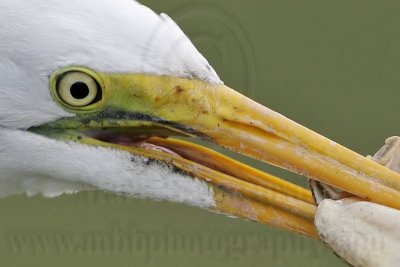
<box><xmin>0</xmin><ymin>128</ymin><xmax>216</xmax><ymax>208</ymax></box>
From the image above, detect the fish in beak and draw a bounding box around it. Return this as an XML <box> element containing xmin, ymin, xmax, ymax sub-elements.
<box><xmin>31</xmin><ymin>66</ymin><xmax>400</xmax><ymax>238</ymax></box>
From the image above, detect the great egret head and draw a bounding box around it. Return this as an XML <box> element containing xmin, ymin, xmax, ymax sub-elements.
<box><xmin>1</xmin><ymin>0</ymin><xmax>400</xmax><ymax>238</ymax></box>
<box><xmin>0</xmin><ymin>0</ymin><xmax>219</xmax><ymax>129</ymax></box>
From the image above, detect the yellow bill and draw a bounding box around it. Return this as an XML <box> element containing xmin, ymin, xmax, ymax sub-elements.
<box><xmin>34</xmin><ymin>66</ymin><xmax>400</xmax><ymax>238</ymax></box>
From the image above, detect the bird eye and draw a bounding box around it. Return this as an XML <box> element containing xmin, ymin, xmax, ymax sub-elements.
<box><xmin>56</xmin><ymin>71</ymin><xmax>101</xmax><ymax>107</ymax></box>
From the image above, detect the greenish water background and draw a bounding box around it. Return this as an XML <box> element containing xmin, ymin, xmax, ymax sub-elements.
<box><xmin>2</xmin><ymin>0</ymin><xmax>400</xmax><ymax>266</ymax></box>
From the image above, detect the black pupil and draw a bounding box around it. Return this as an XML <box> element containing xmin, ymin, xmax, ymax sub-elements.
<box><xmin>70</xmin><ymin>82</ymin><xmax>90</xmax><ymax>99</ymax></box>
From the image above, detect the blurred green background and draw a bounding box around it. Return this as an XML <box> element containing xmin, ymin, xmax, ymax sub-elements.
<box><xmin>2</xmin><ymin>0</ymin><xmax>400</xmax><ymax>266</ymax></box>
